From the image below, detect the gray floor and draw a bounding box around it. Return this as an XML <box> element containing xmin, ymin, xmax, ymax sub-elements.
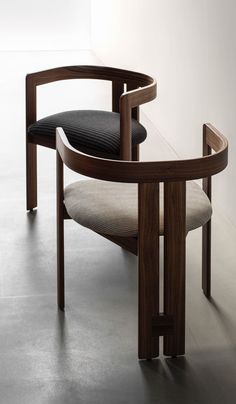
<box><xmin>1</xmin><ymin>51</ymin><xmax>236</xmax><ymax>404</ymax></box>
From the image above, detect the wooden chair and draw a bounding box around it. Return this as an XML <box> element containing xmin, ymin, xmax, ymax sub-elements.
<box><xmin>26</xmin><ymin>65</ymin><xmax>156</xmax><ymax>211</ymax></box>
<box><xmin>56</xmin><ymin>123</ymin><xmax>228</xmax><ymax>359</ymax></box>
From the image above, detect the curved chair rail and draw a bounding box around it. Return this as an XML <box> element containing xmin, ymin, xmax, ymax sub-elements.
<box><xmin>56</xmin><ymin>123</ymin><xmax>228</xmax><ymax>183</ymax></box>
<box><xmin>26</xmin><ymin>65</ymin><xmax>155</xmax><ymax>87</ymax></box>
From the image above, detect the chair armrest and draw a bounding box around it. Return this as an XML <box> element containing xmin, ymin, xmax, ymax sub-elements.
<box><xmin>119</xmin><ymin>80</ymin><xmax>157</xmax><ymax>160</ymax></box>
<box><xmin>56</xmin><ymin>125</ymin><xmax>228</xmax><ymax>184</ymax></box>
<box><xmin>202</xmin><ymin>123</ymin><xmax>228</xmax><ymax>200</ymax></box>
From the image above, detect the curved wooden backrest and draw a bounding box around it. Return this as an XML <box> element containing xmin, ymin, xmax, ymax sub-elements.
<box><xmin>26</xmin><ymin>65</ymin><xmax>154</xmax><ymax>87</ymax></box>
<box><xmin>26</xmin><ymin>65</ymin><xmax>157</xmax><ymax>160</ymax></box>
<box><xmin>56</xmin><ymin>123</ymin><xmax>228</xmax><ymax>183</ymax></box>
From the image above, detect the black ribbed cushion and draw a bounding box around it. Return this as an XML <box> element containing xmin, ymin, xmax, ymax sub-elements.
<box><xmin>28</xmin><ymin>110</ymin><xmax>147</xmax><ymax>155</ymax></box>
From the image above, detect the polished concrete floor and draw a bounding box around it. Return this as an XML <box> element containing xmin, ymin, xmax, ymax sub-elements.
<box><xmin>1</xmin><ymin>51</ymin><xmax>236</xmax><ymax>403</ymax></box>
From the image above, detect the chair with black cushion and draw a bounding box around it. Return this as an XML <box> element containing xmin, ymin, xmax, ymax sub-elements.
<box><xmin>26</xmin><ymin>65</ymin><xmax>156</xmax><ymax>211</ymax></box>
<box><xmin>56</xmin><ymin>123</ymin><xmax>228</xmax><ymax>360</ymax></box>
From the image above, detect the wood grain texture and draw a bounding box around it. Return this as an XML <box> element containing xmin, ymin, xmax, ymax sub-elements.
<box><xmin>132</xmin><ymin>145</ymin><xmax>140</xmax><ymax>161</ymax></box>
<box><xmin>202</xmin><ymin>222</ymin><xmax>211</xmax><ymax>297</ymax></box>
<box><xmin>56</xmin><ymin>151</ymin><xmax>65</xmax><ymax>311</ymax></box>
<box><xmin>120</xmin><ymin>102</ymin><xmax>132</xmax><ymax>160</ymax></box>
<box><xmin>98</xmin><ymin>234</ymin><xmax>138</xmax><ymax>256</ymax></box>
<box><xmin>163</xmin><ymin>181</ymin><xmax>186</xmax><ymax>356</ymax></box>
<box><xmin>120</xmin><ymin>82</ymin><xmax>156</xmax><ymax>160</ymax></box>
<box><xmin>26</xmin><ymin>65</ymin><xmax>154</xmax><ymax>87</ymax></box>
<box><xmin>26</xmin><ymin>142</ymin><xmax>37</xmax><ymax>211</ymax></box>
<box><xmin>138</xmin><ymin>183</ymin><xmax>159</xmax><ymax>359</ymax></box>
<box><xmin>26</xmin><ymin>75</ymin><xmax>37</xmax><ymax>210</ymax></box>
<box><xmin>127</xmin><ymin>82</ymin><xmax>140</xmax><ymax>121</ymax></box>
<box><xmin>26</xmin><ymin>74</ymin><xmax>37</xmax><ymax>125</ymax></box>
<box><xmin>202</xmin><ymin>124</ymin><xmax>212</xmax><ymax>297</ymax></box>
<box><xmin>112</xmin><ymin>81</ymin><xmax>124</xmax><ymax>113</ymax></box>
<box><xmin>56</xmin><ymin>124</ymin><xmax>228</xmax><ymax>184</ymax></box>
<box><xmin>28</xmin><ymin>134</ymin><xmax>55</xmax><ymax>150</ymax></box>
<box><xmin>152</xmin><ymin>314</ymin><xmax>174</xmax><ymax>337</ymax></box>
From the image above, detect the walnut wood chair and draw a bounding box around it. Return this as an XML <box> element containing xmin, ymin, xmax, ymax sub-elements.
<box><xmin>56</xmin><ymin>123</ymin><xmax>228</xmax><ymax>360</ymax></box>
<box><xmin>26</xmin><ymin>65</ymin><xmax>156</xmax><ymax>211</ymax></box>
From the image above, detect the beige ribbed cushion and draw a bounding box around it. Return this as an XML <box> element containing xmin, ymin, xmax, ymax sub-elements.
<box><xmin>64</xmin><ymin>180</ymin><xmax>212</xmax><ymax>237</ymax></box>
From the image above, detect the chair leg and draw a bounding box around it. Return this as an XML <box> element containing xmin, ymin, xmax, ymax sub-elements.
<box><xmin>57</xmin><ymin>151</ymin><xmax>65</xmax><ymax>311</ymax></box>
<box><xmin>202</xmin><ymin>125</ymin><xmax>212</xmax><ymax>298</ymax></box>
<box><xmin>57</xmin><ymin>210</ymin><xmax>65</xmax><ymax>311</ymax></box>
<box><xmin>132</xmin><ymin>145</ymin><xmax>139</xmax><ymax>161</ymax></box>
<box><xmin>26</xmin><ymin>141</ymin><xmax>37</xmax><ymax>211</ymax></box>
<box><xmin>163</xmin><ymin>182</ymin><xmax>186</xmax><ymax>357</ymax></box>
<box><xmin>202</xmin><ymin>220</ymin><xmax>211</xmax><ymax>298</ymax></box>
<box><xmin>138</xmin><ymin>183</ymin><xmax>159</xmax><ymax>359</ymax></box>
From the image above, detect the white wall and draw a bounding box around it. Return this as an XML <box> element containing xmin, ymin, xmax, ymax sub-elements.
<box><xmin>0</xmin><ymin>0</ymin><xmax>90</xmax><ymax>50</ymax></box>
<box><xmin>91</xmin><ymin>0</ymin><xmax>236</xmax><ymax>224</ymax></box>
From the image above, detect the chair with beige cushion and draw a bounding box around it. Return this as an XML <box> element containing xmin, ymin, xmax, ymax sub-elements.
<box><xmin>56</xmin><ymin>124</ymin><xmax>228</xmax><ymax>360</ymax></box>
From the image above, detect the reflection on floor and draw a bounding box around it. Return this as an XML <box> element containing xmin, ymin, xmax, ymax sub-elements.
<box><xmin>0</xmin><ymin>51</ymin><xmax>236</xmax><ymax>404</ymax></box>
